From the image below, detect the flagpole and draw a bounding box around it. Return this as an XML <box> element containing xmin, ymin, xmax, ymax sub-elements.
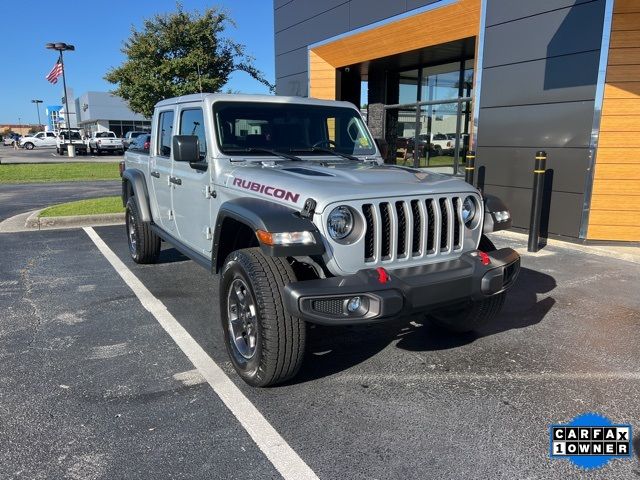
<box><xmin>46</xmin><ymin>42</ymin><xmax>75</xmax><ymax>157</ymax></box>
<box><xmin>59</xmin><ymin>50</ymin><xmax>74</xmax><ymax>156</ymax></box>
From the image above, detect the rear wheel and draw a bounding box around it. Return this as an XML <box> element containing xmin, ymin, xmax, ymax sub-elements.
<box><xmin>428</xmin><ymin>234</ymin><xmax>504</xmax><ymax>333</ymax></box>
<box><xmin>125</xmin><ymin>197</ymin><xmax>160</xmax><ymax>264</ymax></box>
<box><xmin>220</xmin><ymin>248</ymin><xmax>306</xmax><ymax>387</ymax></box>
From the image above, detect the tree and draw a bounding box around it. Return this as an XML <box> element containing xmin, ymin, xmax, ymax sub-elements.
<box><xmin>105</xmin><ymin>5</ymin><xmax>273</xmax><ymax>117</ymax></box>
<box><xmin>28</xmin><ymin>126</ymin><xmax>39</xmax><ymax>134</ymax></box>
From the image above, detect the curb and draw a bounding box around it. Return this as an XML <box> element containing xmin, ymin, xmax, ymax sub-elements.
<box><xmin>0</xmin><ymin>209</ymin><xmax>124</xmax><ymax>233</ymax></box>
<box><xmin>493</xmin><ymin>230</ymin><xmax>640</xmax><ymax>265</ymax></box>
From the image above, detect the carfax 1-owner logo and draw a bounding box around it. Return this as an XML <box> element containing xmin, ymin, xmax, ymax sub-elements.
<box><xmin>550</xmin><ymin>413</ymin><xmax>633</xmax><ymax>470</ymax></box>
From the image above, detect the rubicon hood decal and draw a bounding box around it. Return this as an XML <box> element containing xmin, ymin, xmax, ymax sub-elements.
<box><xmin>233</xmin><ymin>177</ymin><xmax>300</xmax><ymax>203</ymax></box>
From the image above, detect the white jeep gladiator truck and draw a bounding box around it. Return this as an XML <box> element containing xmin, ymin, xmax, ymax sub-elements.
<box><xmin>88</xmin><ymin>131</ymin><xmax>124</xmax><ymax>155</ymax></box>
<box><xmin>122</xmin><ymin>94</ymin><xmax>520</xmax><ymax>387</ymax></box>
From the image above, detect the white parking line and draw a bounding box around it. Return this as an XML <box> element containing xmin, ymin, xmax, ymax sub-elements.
<box><xmin>83</xmin><ymin>227</ymin><xmax>319</xmax><ymax>480</ymax></box>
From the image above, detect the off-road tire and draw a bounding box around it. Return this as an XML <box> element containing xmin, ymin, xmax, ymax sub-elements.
<box><xmin>220</xmin><ymin>248</ymin><xmax>306</xmax><ymax>387</ymax></box>
<box><xmin>125</xmin><ymin>197</ymin><xmax>160</xmax><ymax>264</ymax></box>
<box><xmin>428</xmin><ymin>234</ymin><xmax>504</xmax><ymax>333</ymax></box>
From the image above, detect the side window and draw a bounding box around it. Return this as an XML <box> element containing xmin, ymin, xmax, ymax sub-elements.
<box><xmin>158</xmin><ymin>110</ymin><xmax>174</xmax><ymax>157</ymax></box>
<box><xmin>46</xmin><ymin>132</ymin><xmax>55</xmax><ymax>138</ymax></box>
<box><xmin>35</xmin><ymin>133</ymin><xmax>44</xmax><ymax>139</ymax></box>
<box><xmin>179</xmin><ymin>108</ymin><xmax>207</xmax><ymax>160</ymax></box>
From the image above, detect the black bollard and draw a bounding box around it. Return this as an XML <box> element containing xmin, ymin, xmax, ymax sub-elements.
<box><xmin>528</xmin><ymin>151</ymin><xmax>547</xmax><ymax>252</ymax></box>
<box><xmin>464</xmin><ymin>151</ymin><xmax>475</xmax><ymax>186</ymax></box>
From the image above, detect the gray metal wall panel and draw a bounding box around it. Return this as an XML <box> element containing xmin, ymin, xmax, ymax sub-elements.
<box><xmin>275</xmin><ymin>0</ymin><xmax>348</xmax><ymax>33</ymax></box>
<box><xmin>275</xmin><ymin>47</ymin><xmax>308</xmax><ymax>79</ymax></box>
<box><xmin>479</xmin><ymin>50</ymin><xmax>599</xmax><ymax>108</ymax></box>
<box><xmin>477</xmin><ymin>101</ymin><xmax>595</xmax><ymax>148</ymax></box>
<box><xmin>482</xmin><ymin>185</ymin><xmax>584</xmax><ymax>237</ymax></box>
<box><xmin>349</xmin><ymin>0</ymin><xmax>407</xmax><ymax>30</ymax></box>
<box><xmin>486</xmin><ymin>0</ymin><xmax>593</xmax><ymax>27</ymax></box>
<box><xmin>483</xmin><ymin>0</ymin><xmax>605</xmax><ymax>68</ymax></box>
<box><xmin>275</xmin><ymin>72</ymin><xmax>308</xmax><ymax>96</ymax></box>
<box><xmin>274</xmin><ymin>0</ymin><xmax>292</xmax><ymax>9</ymax></box>
<box><xmin>275</xmin><ymin>3</ymin><xmax>350</xmax><ymax>57</ymax></box>
<box><xmin>406</xmin><ymin>0</ymin><xmax>441</xmax><ymax>11</ymax></box>
<box><xmin>476</xmin><ymin>147</ymin><xmax>589</xmax><ymax>194</ymax></box>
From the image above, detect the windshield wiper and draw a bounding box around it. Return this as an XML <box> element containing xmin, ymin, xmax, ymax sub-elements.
<box><xmin>291</xmin><ymin>146</ymin><xmax>360</xmax><ymax>162</ymax></box>
<box><xmin>225</xmin><ymin>147</ymin><xmax>301</xmax><ymax>162</ymax></box>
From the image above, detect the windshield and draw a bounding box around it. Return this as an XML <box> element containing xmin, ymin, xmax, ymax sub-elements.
<box><xmin>214</xmin><ymin>102</ymin><xmax>376</xmax><ymax>157</ymax></box>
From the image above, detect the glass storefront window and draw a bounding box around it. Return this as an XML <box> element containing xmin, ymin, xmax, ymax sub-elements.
<box><xmin>420</xmin><ymin>62</ymin><xmax>460</xmax><ymax>102</ymax></box>
<box><xmin>398</xmin><ymin>70</ymin><xmax>419</xmax><ymax>105</ymax></box>
<box><xmin>385</xmin><ymin>58</ymin><xmax>474</xmax><ymax>174</ymax></box>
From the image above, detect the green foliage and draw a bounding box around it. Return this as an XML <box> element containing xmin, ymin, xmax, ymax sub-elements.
<box><xmin>0</xmin><ymin>163</ymin><xmax>120</xmax><ymax>184</ymax></box>
<box><xmin>39</xmin><ymin>196</ymin><xmax>124</xmax><ymax>217</ymax></box>
<box><xmin>105</xmin><ymin>4</ymin><xmax>273</xmax><ymax>117</ymax></box>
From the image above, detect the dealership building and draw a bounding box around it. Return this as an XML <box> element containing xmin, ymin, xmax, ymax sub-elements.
<box><xmin>274</xmin><ymin>0</ymin><xmax>639</xmax><ymax>242</ymax></box>
<box><xmin>75</xmin><ymin>91</ymin><xmax>150</xmax><ymax>137</ymax></box>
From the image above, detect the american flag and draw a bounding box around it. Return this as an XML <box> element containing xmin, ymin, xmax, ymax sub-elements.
<box><xmin>46</xmin><ymin>60</ymin><xmax>63</xmax><ymax>84</ymax></box>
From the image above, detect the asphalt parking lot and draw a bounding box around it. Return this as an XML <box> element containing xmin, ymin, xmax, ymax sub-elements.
<box><xmin>1</xmin><ymin>223</ymin><xmax>639</xmax><ymax>479</ymax></box>
<box><xmin>0</xmin><ymin>144</ymin><xmax>121</xmax><ymax>164</ymax></box>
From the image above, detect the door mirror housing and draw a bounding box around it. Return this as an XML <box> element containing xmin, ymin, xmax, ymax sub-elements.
<box><xmin>173</xmin><ymin>135</ymin><xmax>207</xmax><ymax>171</ymax></box>
<box><xmin>173</xmin><ymin>135</ymin><xmax>200</xmax><ymax>162</ymax></box>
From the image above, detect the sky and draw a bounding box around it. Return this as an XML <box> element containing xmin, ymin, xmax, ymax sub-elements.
<box><xmin>0</xmin><ymin>0</ymin><xmax>275</xmax><ymax>125</ymax></box>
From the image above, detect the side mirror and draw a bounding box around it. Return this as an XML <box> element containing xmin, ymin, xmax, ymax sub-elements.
<box><xmin>172</xmin><ymin>135</ymin><xmax>199</xmax><ymax>162</ymax></box>
<box><xmin>172</xmin><ymin>135</ymin><xmax>207</xmax><ymax>171</ymax></box>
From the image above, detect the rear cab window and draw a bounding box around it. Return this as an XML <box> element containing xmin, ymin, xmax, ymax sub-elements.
<box><xmin>157</xmin><ymin>111</ymin><xmax>175</xmax><ymax>157</ymax></box>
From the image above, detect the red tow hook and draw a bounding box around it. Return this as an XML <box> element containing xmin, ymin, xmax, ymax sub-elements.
<box><xmin>478</xmin><ymin>251</ymin><xmax>491</xmax><ymax>266</ymax></box>
<box><xmin>376</xmin><ymin>267</ymin><xmax>390</xmax><ymax>284</ymax></box>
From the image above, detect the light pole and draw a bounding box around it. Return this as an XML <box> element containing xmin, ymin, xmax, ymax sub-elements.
<box><xmin>32</xmin><ymin>99</ymin><xmax>43</xmax><ymax>130</ymax></box>
<box><xmin>45</xmin><ymin>42</ymin><xmax>75</xmax><ymax>156</ymax></box>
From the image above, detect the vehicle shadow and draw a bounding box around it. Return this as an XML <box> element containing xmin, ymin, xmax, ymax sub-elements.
<box><xmin>292</xmin><ymin>267</ymin><xmax>556</xmax><ymax>384</ymax></box>
<box><xmin>157</xmin><ymin>247</ymin><xmax>190</xmax><ymax>264</ymax></box>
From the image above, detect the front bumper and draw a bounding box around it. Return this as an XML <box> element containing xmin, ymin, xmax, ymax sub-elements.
<box><xmin>283</xmin><ymin>248</ymin><xmax>520</xmax><ymax>325</ymax></box>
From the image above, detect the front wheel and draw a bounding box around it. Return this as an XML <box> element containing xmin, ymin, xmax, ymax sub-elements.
<box><xmin>125</xmin><ymin>197</ymin><xmax>160</xmax><ymax>264</ymax></box>
<box><xmin>220</xmin><ymin>248</ymin><xmax>306</xmax><ymax>387</ymax></box>
<box><xmin>24</xmin><ymin>142</ymin><xmax>34</xmax><ymax>150</ymax></box>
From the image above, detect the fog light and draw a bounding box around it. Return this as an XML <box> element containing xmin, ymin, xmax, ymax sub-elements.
<box><xmin>347</xmin><ymin>297</ymin><xmax>361</xmax><ymax>313</ymax></box>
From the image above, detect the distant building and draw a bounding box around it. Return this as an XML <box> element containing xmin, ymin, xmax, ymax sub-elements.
<box><xmin>45</xmin><ymin>105</ymin><xmax>63</xmax><ymax>132</ymax></box>
<box><xmin>0</xmin><ymin>124</ymin><xmax>38</xmax><ymax>136</ymax></box>
<box><xmin>76</xmin><ymin>91</ymin><xmax>150</xmax><ymax>137</ymax></box>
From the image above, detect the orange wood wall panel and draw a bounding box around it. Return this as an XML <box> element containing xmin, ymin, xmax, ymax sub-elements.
<box><xmin>308</xmin><ymin>50</ymin><xmax>336</xmax><ymax>100</ymax></box>
<box><xmin>595</xmin><ymin>148</ymin><xmax>640</xmax><ymax>163</ymax></box>
<box><xmin>308</xmin><ymin>0</ymin><xmax>480</xmax><ymax>101</ymax></box>
<box><xmin>589</xmin><ymin>4</ymin><xmax>640</xmax><ymax>240</ymax></box>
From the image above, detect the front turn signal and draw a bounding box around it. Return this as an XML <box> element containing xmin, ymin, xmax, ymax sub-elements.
<box><xmin>256</xmin><ymin>230</ymin><xmax>316</xmax><ymax>246</ymax></box>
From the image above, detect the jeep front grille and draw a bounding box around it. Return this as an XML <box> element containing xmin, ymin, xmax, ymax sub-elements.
<box><xmin>362</xmin><ymin>196</ymin><xmax>464</xmax><ymax>263</ymax></box>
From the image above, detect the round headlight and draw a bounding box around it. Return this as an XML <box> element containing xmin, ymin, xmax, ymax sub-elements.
<box><xmin>462</xmin><ymin>196</ymin><xmax>477</xmax><ymax>226</ymax></box>
<box><xmin>327</xmin><ymin>206</ymin><xmax>354</xmax><ymax>240</ymax></box>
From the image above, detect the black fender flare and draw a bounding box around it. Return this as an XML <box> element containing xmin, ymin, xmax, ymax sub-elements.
<box><xmin>483</xmin><ymin>194</ymin><xmax>512</xmax><ymax>233</ymax></box>
<box><xmin>213</xmin><ymin>197</ymin><xmax>325</xmax><ymax>271</ymax></box>
<box><xmin>122</xmin><ymin>168</ymin><xmax>152</xmax><ymax>223</ymax></box>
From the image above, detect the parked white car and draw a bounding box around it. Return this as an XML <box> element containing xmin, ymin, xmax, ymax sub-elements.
<box><xmin>88</xmin><ymin>131</ymin><xmax>124</xmax><ymax>155</ymax></box>
<box><xmin>19</xmin><ymin>131</ymin><xmax>58</xmax><ymax>150</ymax></box>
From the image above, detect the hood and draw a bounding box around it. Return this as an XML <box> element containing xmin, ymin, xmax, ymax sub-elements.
<box><xmin>222</xmin><ymin>159</ymin><xmax>478</xmax><ymax>213</ymax></box>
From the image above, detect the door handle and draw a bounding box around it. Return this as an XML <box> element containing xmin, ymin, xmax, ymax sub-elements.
<box><xmin>169</xmin><ymin>176</ymin><xmax>182</xmax><ymax>186</ymax></box>
<box><xmin>150</xmin><ymin>171</ymin><xmax>160</xmax><ymax>178</ymax></box>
